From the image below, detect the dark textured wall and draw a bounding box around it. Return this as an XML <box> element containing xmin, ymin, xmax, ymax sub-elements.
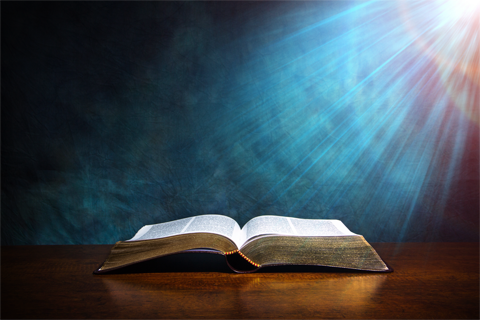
<box><xmin>2</xmin><ymin>1</ymin><xmax>478</xmax><ymax>245</ymax></box>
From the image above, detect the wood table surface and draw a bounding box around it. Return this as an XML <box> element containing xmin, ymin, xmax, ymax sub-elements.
<box><xmin>1</xmin><ymin>242</ymin><xmax>478</xmax><ymax>319</ymax></box>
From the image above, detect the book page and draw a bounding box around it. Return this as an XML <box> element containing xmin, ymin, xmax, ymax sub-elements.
<box><xmin>289</xmin><ymin>218</ymin><xmax>356</xmax><ymax>236</ymax></box>
<box><xmin>243</xmin><ymin>216</ymin><xmax>293</xmax><ymax>241</ymax></box>
<box><xmin>127</xmin><ymin>214</ymin><xmax>242</xmax><ymax>247</ymax></box>
<box><xmin>242</xmin><ymin>216</ymin><xmax>356</xmax><ymax>244</ymax></box>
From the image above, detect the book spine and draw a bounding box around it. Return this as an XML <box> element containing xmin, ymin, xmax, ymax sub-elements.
<box><xmin>225</xmin><ymin>249</ymin><xmax>260</xmax><ymax>267</ymax></box>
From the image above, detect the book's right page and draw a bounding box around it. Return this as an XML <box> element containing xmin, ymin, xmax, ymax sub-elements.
<box><xmin>289</xmin><ymin>217</ymin><xmax>356</xmax><ymax>236</ymax></box>
<box><xmin>241</xmin><ymin>216</ymin><xmax>356</xmax><ymax>245</ymax></box>
<box><xmin>239</xmin><ymin>216</ymin><xmax>389</xmax><ymax>272</ymax></box>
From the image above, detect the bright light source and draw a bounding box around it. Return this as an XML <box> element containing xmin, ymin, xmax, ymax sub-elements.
<box><xmin>438</xmin><ymin>0</ymin><xmax>480</xmax><ymax>23</ymax></box>
<box><xmin>399</xmin><ymin>0</ymin><xmax>479</xmax><ymax>125</ymax></box>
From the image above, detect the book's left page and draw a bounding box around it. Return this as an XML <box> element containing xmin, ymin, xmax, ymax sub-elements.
<box><xmin>128</xmin><ymin>214</ymin><xmax>243</xmax><ymax>248</ymax></box>
<box><xmin>95</xmin><ymin>215</ymin><xmax>242</xmax><ymax>273</ymax></box>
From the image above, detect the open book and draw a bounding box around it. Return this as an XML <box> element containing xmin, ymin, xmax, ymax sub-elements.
<box><xmin>94</xmin><ymin>215</ymin><xmax>391</xmax><ymax>273</ymax></box>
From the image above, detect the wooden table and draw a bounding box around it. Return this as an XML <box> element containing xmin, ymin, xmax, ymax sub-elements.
<box><xmin>2</xmin><ymin>243</ymin><xmax>478</xmax><ymax>319</ymax></box>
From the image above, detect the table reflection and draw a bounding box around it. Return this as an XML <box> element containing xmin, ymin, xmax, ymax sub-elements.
<box><xmin>99</xmin><ymin>253</ymin><xmax>387</xmax><ymax>318</ymax></box>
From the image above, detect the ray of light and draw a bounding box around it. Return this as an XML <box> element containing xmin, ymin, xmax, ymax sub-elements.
<box><xmin>203</xmin><ymin>0</ymin><xmax>477</xmax><ymax>239</ymax></box>
<box><xmin>223</xmin><ymin>18</ymin><xmax>427</xmax><ymax>196</ymax></box>
<box><xmin>287</xmin><ymin>48</ymin><xmax>437</xmax><ymax>217</ymax></box>
<box><xmin>245</xmin><ymin>19</ymin><xmax>438</xmax><ymax>210</ymax></box>
<box><xmin>206</xmin><ymin>5</ymin><xmax>398</xmax><ymax>148</ymax></box>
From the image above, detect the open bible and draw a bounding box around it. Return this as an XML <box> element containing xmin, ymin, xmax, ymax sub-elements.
<box><xmin>94</xmin><ymin>215</ymin><xmax>391</xmax><ymax>273</ymax></box>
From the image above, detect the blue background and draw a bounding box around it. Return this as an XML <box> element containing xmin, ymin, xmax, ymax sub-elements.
<box><xmin>2</xmin><ymin>1</ymin><xmax>478</xmax><ymax>245</ymax></box>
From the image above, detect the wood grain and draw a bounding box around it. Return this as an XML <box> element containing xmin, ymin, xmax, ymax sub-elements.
<box><xmin>1</xmin><ymin>243</ymin><xmax>478</xmax><ymax>319</ymax></box>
